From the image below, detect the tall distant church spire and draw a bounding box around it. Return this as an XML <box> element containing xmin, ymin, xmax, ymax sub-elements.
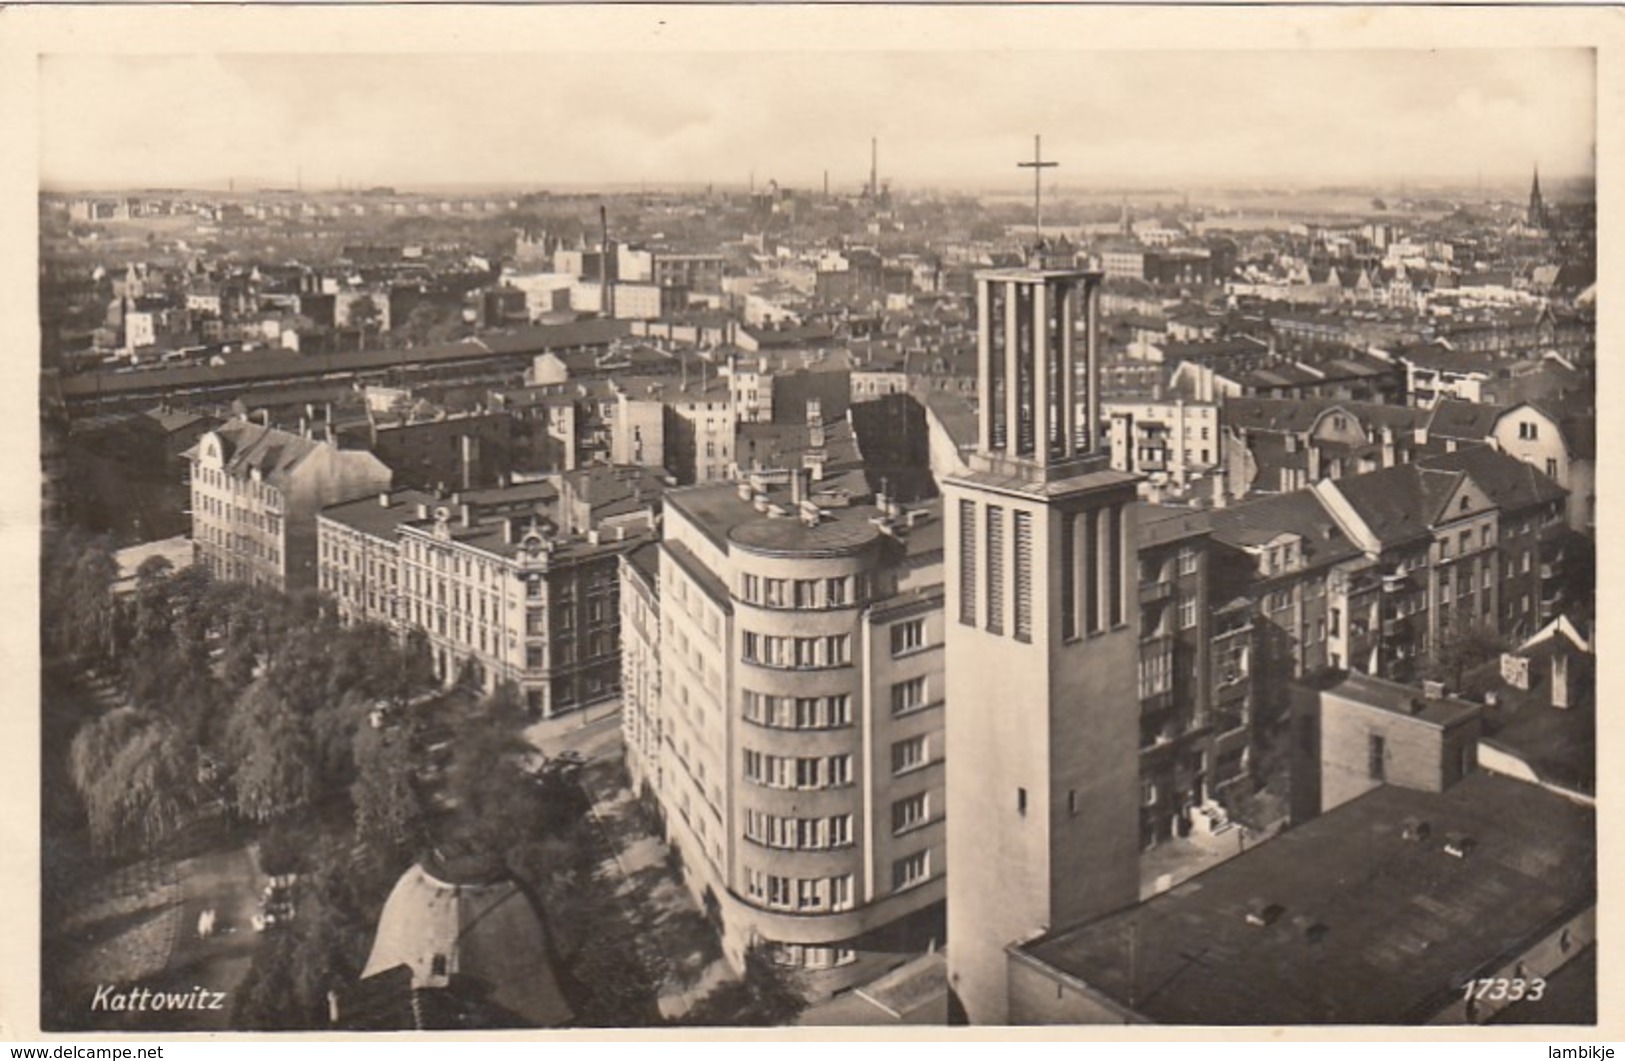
<box><xmin>1528</xmin><ymin>164</ymin><xmax>1550</xmax><ymax>230</ymax></box>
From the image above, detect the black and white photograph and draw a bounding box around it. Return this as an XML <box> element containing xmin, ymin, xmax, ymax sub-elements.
<box><xmin>12</xmin><ymin>4</ymin><xmax>1610</xmax><ymax>1038</ymax></box>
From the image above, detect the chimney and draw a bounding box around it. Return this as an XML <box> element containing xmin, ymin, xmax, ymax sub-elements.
<box><xmin>1422</xmin><ymin>679</ymin><xmax>1446</xmax><ymax>700</ymax></box>
<box><xmin>459</xmin><ymin>503</ymin><xmax>472</xmax><ymax>528</ymax></box>
<box><xmin>791</xmin><ymin>467</ymin><xmax>807</xmax><ymax>506</ymax></box>
<box><xmin>327</xmin><ymin>990</ymin><xmax>341</xmax><ymax>1026</ymax></box>
<box><xmin>504</xmin><ymin>518</ymin><xmax>516</xmax><ymax>545</ymax></box>
<box><xmin>416</xmin><ymin>502</ymin><xmax>429</xmax><ymax>519</ymax></box>
<box><xmin>378</xmin><ymin>491</ymin><xmax>391</xmax><ymax>509</ymax></box>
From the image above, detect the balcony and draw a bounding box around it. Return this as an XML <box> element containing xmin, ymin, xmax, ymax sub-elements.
<box><xmin>1140</xmin><ymin>579</ymin><xmax>1176</xmax><ymax>605</ymax></box>
<box><xmin>1140</xmin><ymin>688</ymin><xmax>1176</xmax><ymax>715</ymax></box>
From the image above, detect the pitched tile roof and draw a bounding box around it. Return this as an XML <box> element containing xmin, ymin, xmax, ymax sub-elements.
<box><xmin>1209</xmin><ymin>490</ymin><xmax>1359</xmax><ymax>567</ymax></box>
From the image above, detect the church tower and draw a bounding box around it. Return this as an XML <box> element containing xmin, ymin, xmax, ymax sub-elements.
<box><xmin>943</xmin><ymin>243</ymin><xmax>1143</xmax><ymax>1019</ymax></box>
<box><xmin>1528</xmin><ymin>165</ymin><xmax>1550</xmax><ymax>230</ymax></box>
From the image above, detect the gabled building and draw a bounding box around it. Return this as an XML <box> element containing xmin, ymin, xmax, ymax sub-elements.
<box><xmin>189</xmin><ymin>419</ymin><xmax>393</xmax><ymax>592</ymax></box>
<box><xmin>1489</xmin><ymin>402</ymin><xmax>1595</xmax><ymax>532</ymax></box>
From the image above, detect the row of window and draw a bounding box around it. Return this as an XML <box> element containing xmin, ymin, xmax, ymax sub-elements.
<box><xmin>892</xmin><ymin>792</ymin><xmax>930</xmax><ymax>834</ymax></box>
<box><xmin>743</xmin><ymin>811</ymin><xmax>853</xmax><ymax>850</ymax></box>
<box><xmin>742</xmin><ymin>632</ymin><xmax>852</xmax><ymax>670</ymax></box>
<box><xmin>746</xmin><ymin>870</ymin><xmax>854</xmax><ymax>912</ymax></box>
<box><xmin>193</xmin><ymin>465</ymin><xmax>282</xmax><ymax>507</ymax></box>
<box><xmin>739</xmin><ymin>573</ymin><xmax>864</xmax><ymax>610</ymax></box>
<box><xmin>742</xmin><ymin>691</ymin><xmax>852</xmax><ymax>730</ymax></box>
<box><xmin>769</xmin><ymin>942</ymin><xmax>857</xmax><ymax>969</ymax></box>
<box><xmin>199</xmin><ymin>525</ymin><xmax>282</xmax><ymax>567</ymax></box>
<box><xmin>743</xmin><ymin>750</ymin><xmax>853</xmax><ymax>790</ymax></box>
<box><xmin>196</xmin><ymin>492</ymin><xmax>284</xmax><ymax>537</ymax></box>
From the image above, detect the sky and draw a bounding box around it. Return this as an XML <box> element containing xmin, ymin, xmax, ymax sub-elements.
<box><xmin>38</xmin><ymin>49</ymin><xmax>1596</xmax><ymax>193</ymax></box>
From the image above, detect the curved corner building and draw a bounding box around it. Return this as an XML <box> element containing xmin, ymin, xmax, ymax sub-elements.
<box><xmin>626</xmin><ymin>470</ymin><xmax>946</xmax><ymax>997</ymax></box>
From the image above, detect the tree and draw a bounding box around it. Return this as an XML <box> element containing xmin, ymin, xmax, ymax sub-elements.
<box><xmin>674</xmin><ymin>942</ymin><xmax>807</xmax><ymax>1026</ymax></box>
<box><xmin>348</xmin><ymin>295</ymin><xmax>381</xmax><ymax>351</ymax></box>
<box><xmin>42</xmin><ymin>528</ymin><xmax>119</xmax><ymax>662</ymax></box>
<box><xmin>1421</xmin><ymin>624</ymin><xmax>1509</xmax><ymax>695</ymax></box>
<box><xmin>351</xmin><ymin>726</ymin><xmax>425</xmax><ymax>867</ymax></box>
<box><xmin>226</xmin><ymin>682</ymin><xmax>317</xmax><ymax>823</ymax></box>
<box><xmin>69</xmin><ymin>708</ymin><xmax>199</xmax><ymax>855</ymax></box>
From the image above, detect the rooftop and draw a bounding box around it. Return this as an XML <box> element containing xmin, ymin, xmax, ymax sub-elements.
<box><xmin>1325</xmin><ymin>671</ymin><xmax>1482</xmax><ymax>729</ymax></box>
<box><xmin>1209</xmin><ymin>490</ymin><xmax>1359</xmax><ymax>568</ymax></box>
<box><xmin>321</xmin><ymin>488</ymin><xmax>439</xmax><ymax>539</ymax></box>
<box><xmin>1019</xmin><ymin>771</ymin><xmax>1595</xmax><ymax>1025</ymax></box>
<box><xmin>1136</xmin><ymin>503</ymin><xmax>1211</xmax><ymax>549</ymax></box>
<box><xmin>360</xmin><ymin>862</ymin><xmax>572</xmax><ymax>1028</ymax></box>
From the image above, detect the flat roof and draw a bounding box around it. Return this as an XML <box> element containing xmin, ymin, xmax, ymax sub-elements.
<box><xmin>1019</xmin><ymin>771</ymin><xmax>1595</xmax><ymax>1025</ymax></box>
<box><xmin>321</xmin><ymin>489</ymin><xmax>439</xmax><ymax>539</ymax></box>
<box><xmin>1325</xmin><ymin>671</ymin><xmax>1482</xmax><ymax>729</ymax></box>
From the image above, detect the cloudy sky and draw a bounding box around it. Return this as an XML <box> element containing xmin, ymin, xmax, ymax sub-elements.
<box><xmin>39</xmin><ymin>49</ymin><xmax>1594</xmax><ymax>192</ymax></box>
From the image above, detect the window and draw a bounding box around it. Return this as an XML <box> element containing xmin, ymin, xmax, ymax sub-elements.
<box><xmin>892</xmin><ymin>736</ymin><xmax>928</xmax><ymax>775</ymax></box>
<box><xmin>741</xmin><ymin>573</ymin><xmax>759</xmax><ymax>602</ymax></box>
<box><xmin>892</xmin><ymin>851</ymin><xmax>930</xmax><ymax>891</ymax></box>
<box><xmin>1110</xmin><ymin>506</ymin><xmax>1126</xmax><ymax>628</ymax></box>
<box><xmin>892</xmin><ymin>793</ymin><xmax>929</xmax><ymax>834</ymax></box>
<box><xmin>1546</xmin><ymin>458</ymin><xmax>1559</xmax><ymax>479</ymax></box>
<box><xmin>986</xmin><ymin>506</ymin><xmax>1005</xmax><ymax>634</ymax></box>
<box><xmin>828</xmin><ymin>816</ymin><xmax>851</xmax><ymax>848</ymax></box>
<box><xmin>763</xmin><ymin>579</ymin><xmax>786</xmax><ymax>608</ymax></box>
<box><xmin>1062</xmin><ymin>512</ymin><xmax>1079</xmax><ymax>641</ymax></box>
<box><xmin>1017</xmin><ymin>787</ymin><xmax>1027</xmax><ymax>815</ymax></box>
<box><xmin>891</xmin><ymin>618</ymin><xmax>926</xmax><ymax>656</ymax></box>
<box><xmin>1330</xmin><ymin>607</ymin><xmax>1341</xmax><ymax>637</ymax></box>
<box><xmin>1519</xmin><ymin>421</ymin><xmax>1538</xmax><ymax>441</ymax></box>
<box><xmin>1013</xmin><ymin>511</ymin><xmax>1033</xmax><ymax>640</ymax></box>
<box><xmin>1178</xmin><ymin>545</ymin><xmax>1199</xmax><ymax>576</ymax></box>
<box><xmin>826</xmin><ymin>576</ymin><xmax>849</xmax><ymax>606</ymax></box>
<box><xmin>1368</xmin><ymin>734</ymin><xmax>1386</xmax><ymax>781</ymax></box>
<box><xmin>891</xmin><ymin>676</ymin><xmax>928</xmax><ymax>715</ymax></box>
<box><xmin>829</xmin><ymin>875</ymin><xmax>853</xmax><ymax>911</ymax></box>
<box><xmin>794</xmin><ymin>579</ymin><xmax>819</xmax><ymax>608</ymax></box>
<box><xmin>1179</xmin><ymin>593</ymin><xmax>1198</xmax><ymax>630</ymax></box>
<box><xmin>958</xmin><ymin>500</ymin><xmax>977</xmax><ymax>625</ymax></box>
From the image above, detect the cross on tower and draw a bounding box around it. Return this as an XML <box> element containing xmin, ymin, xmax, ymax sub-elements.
<box><xmin>1018</xmin><ymin>134</ymin><xmax>1058</xmax><ymax>243</ymax></box>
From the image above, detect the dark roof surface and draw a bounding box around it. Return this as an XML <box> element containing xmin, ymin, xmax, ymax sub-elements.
<box><xmin>1019</xmin><ymin>771</ymin><xmax>1595</xmax><ymax>1025</ymax></box>
<box><xmin>1325</xmin><ymin>671</ymin><xmax>1481</xmax><ymax>729</ymax></box>
<box><xmin>1208</xmin><ymin>490</ymin><xmax>1359</xmax><ymax>568</ymax></box>
<box><xmin>1426</xmin><ymin>399</ymin><xmax>1504</xmax><ymax>441</ymax></box>
<box><xmin>1418</xmin><ymin>446</ymin><xmax>1567</xmax><ymax>512</ymax></box>
<box><xmin>321</xmin><ymin>489</ymin><xmax>438</xmax><ymax>538</ymax></box>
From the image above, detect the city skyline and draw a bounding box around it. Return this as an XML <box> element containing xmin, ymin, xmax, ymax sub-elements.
<box><xmin>40</xmin><ymin>49</ymin><xmax>1595</xmax><ymax>194</ymax></box>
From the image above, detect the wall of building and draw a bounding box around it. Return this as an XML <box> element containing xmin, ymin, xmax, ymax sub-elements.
<box><xmin>1006</xmin><ymin>950</ymin><xmax>1146</xmax><ymax>1025</ymax></box>
<box><xmin>1318</xmin><ymin>693</ymin><xmax>1479</xmax><ymax>814</ymax></box>
<box><xmin>944</xmin><ymin>483</ymin><xmax>1142</xmax><ymax>1024</ymax></box>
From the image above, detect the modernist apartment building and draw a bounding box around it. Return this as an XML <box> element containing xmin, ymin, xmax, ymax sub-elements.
<box><xmin>317</xmin><ymin>475</ymin><xmax>656</xmax><ymax>715</ymax></box>
<box><xmin>189</xmin><ymin>418</ymin><xmax>393</xmax><ymax>592</ymax></box>
<box><xmin>623</xmin><ymin>471</ymin><xmax>947</xmax><ymax>996</ymax></box>
<box><xmin>1105</xmin><ymin>399</ymin><xmax>1220</xmax><ymax>488</ymax></box>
